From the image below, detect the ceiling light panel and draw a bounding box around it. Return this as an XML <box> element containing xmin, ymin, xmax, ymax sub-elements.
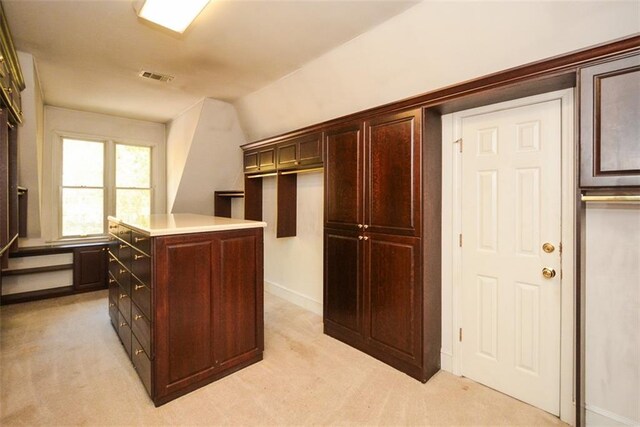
<box><xmin>137</xmin><ymin>0</ymin><xmax>210</xmax><ymax>33</ymax></box>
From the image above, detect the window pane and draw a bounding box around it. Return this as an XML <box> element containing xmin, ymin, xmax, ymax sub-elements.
<box><xmin>116</xmin><ymin>144</ymin><xmax>151</xmax><ymax>188</ymax></box>
<box><xmin>62</xmin><ymin>139</ymin><xmax>104</xmax><ymax>187</ymax></box>
<box><xmin>62</xmin><ymin>188</ymin><xmax>104</xmax><ymax>236</ymax></box>
<box><xmin>116</xmin><ymin>189</ymin><xmax>150</xmax><ymax>224</ymax></box>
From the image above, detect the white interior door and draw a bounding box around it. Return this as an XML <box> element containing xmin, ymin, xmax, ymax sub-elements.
<box><xmin>459</xmin><ymin>99</ymin><xmax>562</xmax><ymax>415</ymax></box>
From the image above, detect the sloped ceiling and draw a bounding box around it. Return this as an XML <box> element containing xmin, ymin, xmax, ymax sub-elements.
<box><xmin>4</xmin><ymin>0</ymin><xmax>419</xmax><ymax>123</ymax></box>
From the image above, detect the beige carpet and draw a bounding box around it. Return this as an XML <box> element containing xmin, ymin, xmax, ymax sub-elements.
<box><xmin>0</xmin><ymin>290</ymin><xmax>565</xmax><ymax>426</ymax></box>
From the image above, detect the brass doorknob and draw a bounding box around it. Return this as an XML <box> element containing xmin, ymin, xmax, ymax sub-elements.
<box><xmin>542</xmin><ymin>268</ymin><xmax>556</xmax><ymax>279</ymax></box>
<box><xmin>542</xmin><ymin>243</ymin><xmax>555</xmax><ymax>253</ymax></box>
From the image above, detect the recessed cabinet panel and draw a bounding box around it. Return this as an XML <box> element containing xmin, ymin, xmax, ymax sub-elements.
<box><xmin>365</xmin><ymin>109</ymin><xmax>421</xmax><ymax>236</ymax></box>
<box><xmin>276</xmin><ymin>142</ymin><xmax>298</xmax><ymax>169</ymax></box>
<box><xmin>243</xmin><ymin>151</ymin><xmax>259</xmax><ymax>173</ymax></box>
<box><xmin>258</xmin><ymin>148</ymin><xmax>276</xmax><ymax>171</ymax></box>
<box><xmin>298</xmin><ymin>133</ymin><xmax>323</xmax><ymax>166</ymax></box>
<box><xmin>324</xmin><ymin>123</ymin><xmax>362</xmax><ymax>229</ymax></box>
<box><xmin>324</xmin><ymin>229</ymin><xmax>362</xmax><ymax>336</ymax></box>
<box><xmin>366</xmin><ymin>234</ymin><xmax>421</xmax><ymax>363</ymax></box>
<box><xmin>580</xmin><ymin>53</ymin><xmax>640</xmax><ymax>187</ymax></box>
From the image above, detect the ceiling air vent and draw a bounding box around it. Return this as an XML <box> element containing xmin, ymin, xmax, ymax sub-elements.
<box><xmin>138</xmin><ymin>70</ymin><xmax>174</xmax><ymax>82</ymax></box>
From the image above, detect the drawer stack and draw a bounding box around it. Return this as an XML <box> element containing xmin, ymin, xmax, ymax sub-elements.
<box><xmin>107</xmin><ymin>221</ymin><xmax>152</xmax><ymax>395</ymax></box>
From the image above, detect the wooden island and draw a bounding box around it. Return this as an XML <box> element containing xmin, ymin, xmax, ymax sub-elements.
<box><xmin>107</xmin><ymin>213</ymin><xmax>266</xmax><ymax>406</ymax></box>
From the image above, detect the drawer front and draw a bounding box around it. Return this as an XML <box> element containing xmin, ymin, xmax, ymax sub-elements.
<box><xmin>116</xmin><ymin>243</ymin><xmax>132</xmax><ymax>270</ymax></box>
<box><xmin>118</xmin><ymin>287</ymin><xmax>131</xmax><ymax>324</ymax></box>
<box><xmin>131</xmin><ymin>303</ymin><xmax>151</xmax><ymax>357</ymax></box>
<box><xmin>131</xmin><ymin>251</ymin><xmax>151</xmax><ymax>286</ymax></box>
<box><xmin>115</xmin><ymin>264</ymin><xmax>131</xmax><ymax>294</ymax></box>
<box><xmin>132</xmin><ymin>334</ymin><xmax>152</xmax><ymax>396</ymax></box>
<box><xmin>131</xmin><ymin>231</ymin><xmax>151</xmax><ymax>255</ymax></box>
<box><xmin>131</xmin><ymin>278</ymin><xmax>152</xmax><ymax>320</ymax></box>
<box><xmin>117</xmin><ymin>225</ymin><xmax>131</xmax><ymax>243</ymax></box>
<box><xmin>108</xmin><ymin>272</ymin><xmax>119</xmax><ymax>300</ymax></box>
<box><xmin>108</xmin><ymin>221</ymin><xmax>119</xmax><ymax>237</ymax></box>
<box><xmin>108</xmin><ymin>253</ymin><xmax>119</xmax><ymax>277</ymax></box>
<box><xmin>108</xmin><ymin>284</ymin><xmax>118</xmax><ymax>330</ymax></box>
<box><xmin>118</xmin><ymin>311</ymin><xmax>132</xmax><ymax>358</ymax></box>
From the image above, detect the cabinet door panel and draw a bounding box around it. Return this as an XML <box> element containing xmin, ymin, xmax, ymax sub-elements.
<box><xmin>73</xmin><ymin>245</ymin><xmax>107</xmax><ymax>290</ymax></box>
<box><xmin>580</xmin><ymin>53</ymin><xmax>640</xmax><ymax>187</ymax></box>
<box><xmin>298</xmin><ymin>132</ymin><xmax>323</xmax><ymax>166</ymax></box>
<box><xmin>324</xmin><ymin>122</ymin><xmax>363</xmax><ymax>229</ymax></box>
<box><xmin>277</xmin><ymin>141</ymin><xmax>298</xmax><ymax>169</ymax></box>
<box><xmin>365</xmin><ymin>109</ymin><xmax>421</xmax><ymax>236</ymax></box>
<box><xmin>324</xmin><ymin>228</ymin><xmax>362</xmax><ymax>336</ymax></box>
<box><xmin>156</xmin><ymin>238</ymin><xmax>215</xmax><ymax>389</ymax></box>
<box><xmin>366</xmin><ymin>233</ymin><xmax>421</xmax><ymax>363</ymax></box>
<box><xmin>213</xmin><ymin>232</ymin><xmax>262</xmax><ymax>366</ymax></box>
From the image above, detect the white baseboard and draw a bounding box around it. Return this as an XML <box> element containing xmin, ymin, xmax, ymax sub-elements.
<box><xmin>586</xmin><ymin>404</ymin><xmax>639</xmax><ymax>426</ymax></box>
<box><xmin>264</xmin><ymin>280</ymin><xmax>322</xmax><ymax>316</ymax></box>
<box><xmin>440</xmin><ymin>351</ymin><xmax>453</xmax><ymax>373</ymax></box>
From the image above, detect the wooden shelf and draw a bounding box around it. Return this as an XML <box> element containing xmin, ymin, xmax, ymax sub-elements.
<box><xmin>214</xmin><ymin>190</ymin><xmax>244</xmax><ymax>218</ymax></box>
<box><xmin>2</xmin><ymin>263</ymin><xmax>73</xmax><ymax>276</ymax></box>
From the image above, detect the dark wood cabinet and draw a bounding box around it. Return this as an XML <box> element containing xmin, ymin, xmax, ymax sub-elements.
<box><xmin>276</xmin><ymin>132</ymin><xmax>323</xmax><ymax>170</ymax></box>
<box><xmin>580</xmin><ymin>53</ymin><xmax>640</xmax><ymax>188</ymax></box>
<box><xmin>323</xmin><ymin>108</ymin><xmax>437</xmax><ymax>382</ymax></box>
<box><xmin>108</xmin><ymin>220</ymin><xmax>263</xmax><ymax>406</ymax></box>
<box><xmin>73</xmin><ymin>245</ymin><xmax>107</xmax><ymax>291</ymax></box>
<box><xmin>243</xmin><ymin>146</ymin><xmax>276</xmax><ymax>174</ymax></box>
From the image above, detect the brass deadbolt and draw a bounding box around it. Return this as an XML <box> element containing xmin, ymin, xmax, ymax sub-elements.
<box><xmin>542</xmin><ymin>268</ymin><xmax>556</xmax><ymax>279</ymax></box>
<box><xmin>542</xmin><ymin>243</ymin><xmax>555</xmax><ymax>253</ymax></box>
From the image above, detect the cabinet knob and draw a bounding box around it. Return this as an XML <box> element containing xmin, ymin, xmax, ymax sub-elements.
<box><xmin>108</xmin><ymin>278</ymin><xmax>115</xmax><ymax>284</ymax></box>
<box><xmin>135</xmin><ymin>349</ymin><xmax>144</xmax><ymax>356</ymax></box>
<box><xmin>358</xmin><ymin>236</ymin><xmax>364</xmax><ymax>240</ymax></box>
<box><xmin>119</xmin><ymin>269</ymin><xmax>126</xmax><ymax>274</ymax></box>
<box><xmin>134</xmin><ymin>314</ymin><xmax>143</xmax><ymax>320</ymax></box>
<box><xmin>363</xmin><ymin>224</ymin><xmax>369</xmax><ymax>230</ymax></box>
<box><xmin>357</xmin><ymin>224</ymin><xmax>363</xmax><ymax>229</ymax></box>
<box><xmin>119</xmin><ymin>322</ymin><xmax>127</xmax><ymax>327</ymax></box>
<box><xmin>363</xmin><ymin>236</ymin><xmax>369</xmax><ymax>241</ymax></box>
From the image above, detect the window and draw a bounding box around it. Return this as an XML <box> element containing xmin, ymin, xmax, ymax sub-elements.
<box><xmin>60</xmin><ymin>137</ymin><xmax>153</xmax><ymax>239</ymax></box>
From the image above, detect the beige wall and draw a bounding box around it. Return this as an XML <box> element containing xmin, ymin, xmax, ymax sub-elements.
<box><xmin>16</xmin><ymin>51</ymin><xmax>44</xmax><ymax>239</ymax></box>
<box><xmin>167</xmin><ymin>98</ymin><xmax>245</xmax><ymax>215</ymax></box>
<box><xmin>235</xmin><ymin>1</ymin><xmax>640</xmax><ymax>141</ymax></box>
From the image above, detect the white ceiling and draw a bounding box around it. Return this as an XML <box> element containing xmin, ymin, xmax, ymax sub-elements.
<box><xmin>4</xmin><ymin>0</ymin><xmax>419</xmax><ymax>123</ymax></box>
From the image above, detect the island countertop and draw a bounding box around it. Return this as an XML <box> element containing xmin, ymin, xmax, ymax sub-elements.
<box><xmin>108</xmin><ymin>213</ymin><xmax>267</xmax><ymax>237</ymax></box>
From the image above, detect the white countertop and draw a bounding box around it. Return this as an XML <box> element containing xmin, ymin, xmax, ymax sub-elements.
<box><xmin>108</xmin><ymin>214</ymin><xmax>266</xmax><ymax>237</ymax></box>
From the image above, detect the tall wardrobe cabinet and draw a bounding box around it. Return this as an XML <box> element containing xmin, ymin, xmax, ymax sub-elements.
<box><xmin>323</xmin><ymin>108</ymin><xmax>441</xmax><ymax>382</ymax></box>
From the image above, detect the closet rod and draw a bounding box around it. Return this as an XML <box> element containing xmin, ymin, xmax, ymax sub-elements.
<box><xmin>246</xmin><ymin>172</ymin><xmax>278</xmax><ymax>179</ymax></box>
<box><xmin>279</xmin><ymin>167</ymin><xmax>324</xmax><ymax>176</ymax></box>
<box><xmin>581</xmin><ymin>194</ymin><xmax>640</xmax><ymax>203</ymax></box>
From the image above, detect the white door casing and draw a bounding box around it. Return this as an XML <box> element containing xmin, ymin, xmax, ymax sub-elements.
<box><xmin>459</xmin><ymin>99</ymin><xmax>562</xmax><ymax>415</ymax></box>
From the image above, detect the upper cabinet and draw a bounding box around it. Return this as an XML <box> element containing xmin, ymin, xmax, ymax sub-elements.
<box><xmin>580</xmin><ymin>53</ymin><xmax>640</xmax><ymax>188</ymax></box>
<box><xmin>276</xmin><ymin>132</ymin><xmax>323</xmax><ymax>171</ymax></box>
<box><xmin>243</xmin><ymin>146</ymin><xmax>276</xmax><ymax>174</ymax></box>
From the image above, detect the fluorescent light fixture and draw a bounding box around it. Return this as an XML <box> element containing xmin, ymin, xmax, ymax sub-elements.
<box><xmin>137</xmin><ymin>0</ymin><xmax>210</xmax><ymax>33</ymax></box>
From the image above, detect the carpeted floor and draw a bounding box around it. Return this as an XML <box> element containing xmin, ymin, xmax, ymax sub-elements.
<box><xmin>0</xmin><ymin>290</ymin><xmax>566</xmax><ymax>426</ymax></box>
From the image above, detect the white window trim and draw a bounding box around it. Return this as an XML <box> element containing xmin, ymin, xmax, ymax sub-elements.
<box><xmin>49</xmin><ymin>130</ymin><xmax>163</xmax><ymax>242</ymax></box>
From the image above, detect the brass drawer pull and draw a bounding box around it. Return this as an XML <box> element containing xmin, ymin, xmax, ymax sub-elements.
<box><xmin>119</xmin><ymin>322</ymin><xmax>127</xmax><ymax>327</ymax></box>
<box><xmin>134</xmin><ymin>237</ymin><xmax>148</xmax><ymax>243</ymax></box>
<box><xmin>4</xmin><ymin>87</ymin><xmax>12</xmax><ymax>94</ymax></box>
<box><xmin>109</xmin><ymin>303</ymin><xmax>115</xmax><ymax>308</ymax></box>
<box><xmin>119</xmin><ymin>269</ymin><xmax>126</xmax><ymax>274</ymax></box>
<box><xmin>119</xmin><ymin>244</ymin><xmax>127</xmax><ymax>249</ymax></box>
<box><xmin>134</xmin><ymin>254</ymin><xmax>145</xmax><ymax>260</ymax></box>
<box><xmin>134</xmin><ymin>314</ymin><xmax>143</xmax><ymax>320</ymax></box>
<box><xmin>108</xmin><ymin>278</ymin><xmax>115</xmax><ymax>284</ymax></box>
<box><xmin>119</xmin><ymin>294</ymin><xmax>127</xmax><ymax>299</ymax></box>
<box><xmin>109</xmin><ymin>257</ymin><xmax>116</xmax><ymax>263</ymax></box>
<box><xmin>135</xmin><ymin>349</ymin><xmax>144</xmax><ymax>355</ymax></box>
<box><xmin>134</xmin><ymin>284</ymin><xmax>145</xmax><ymax>291</ymax></box>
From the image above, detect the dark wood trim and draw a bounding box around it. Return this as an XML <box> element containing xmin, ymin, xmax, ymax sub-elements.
<box><xmin>242</xmin><ymin>34</ymin><xmax>640</xmax><ymax>150</ymax></box>
<box><xmin>0</xmin><ymin>285</ymin><xmax>101</xmax><ymax>305</ymax></box>
<box><xmin>276</xmin><ymin>174</ymin><xmax>296</xmax><ymax>238</ymax></box>
<box><xmin>244</xmin><ymin>175</ymin><xmax>263</xmax><ymax>221</ymax></box>
<box><xmin>2</xmin><ymin>263</ymin><xmax>73</xmax><ymax>276</ymax></box>
<box><xmin>9</xmin><ymin>241</ymin><xmax>109</xmax><ymax>257</ymax></box>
